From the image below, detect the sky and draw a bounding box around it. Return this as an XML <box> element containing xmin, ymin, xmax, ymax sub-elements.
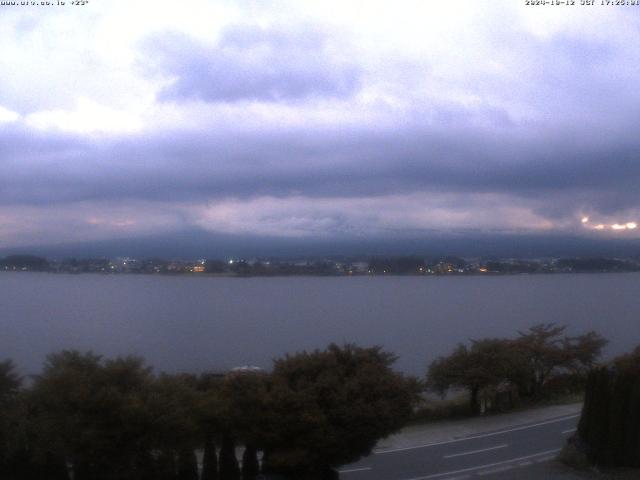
<box><xmin>1</xmin><ymin>0</ymin><xmax>640</xmax><ymax>254</ymax></box>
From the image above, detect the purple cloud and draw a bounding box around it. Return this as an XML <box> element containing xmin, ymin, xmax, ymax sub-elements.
<box><xmin>144</xmin><ymin>24</ymin><xmax>361</xmax><ymax>103</ymax></box>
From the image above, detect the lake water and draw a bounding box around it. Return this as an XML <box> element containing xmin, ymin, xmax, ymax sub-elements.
<box><xmin>2</xmin><ymin>272</ymin><xmax>639</xmax><ymax>376</ymax></box>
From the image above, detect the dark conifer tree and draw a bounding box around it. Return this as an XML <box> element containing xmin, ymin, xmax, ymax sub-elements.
<box><xmin>219</xmin><ymin>434</ymin><xmax>240</xmax><ymax>480</ymax></box>
<box><xmin>40</xmin><ymin>452</ymin><xmax>70</xmax><ymax>480</ymax></box>
<box><xmin>133</xmin><ymin>450</ymin><xmax>157</xmax><ymax>480</ymax></box>
<box><xmin>576</xmin><ymin>346</ymin><xmax>640</xmax><ymax>468</ymax></box>
<box><xmin>177</xmin><ymin>447</ymin><xmax>198</xmax><ymax>480</ymax></box>
<box><xmin>241</xmin><ymin>445</ymin><xmax>259</xmax><ymax>480</ymax></box>
<box><xmin>321</xmin><ymin>467</ymin><xmax>339</xmax><ymax>480</ymax></box>
<box><xmin>201</xmin><ymin>437</ymin><xmax>218</xmax><ymax>480</ymax></box>
<box><xmin>260</xmin><ymin>450</ymin><xmax>271</xmax><ymax>474</ymax></box>
<box><xmin>1</xmin><ymin>447</ymin><xmax>34</xmax><ymax>480</ymax></box>
<box><xmin>72</xmin><ymin>459</ymin><xmax>93</xmax><ymax>480</ymax></box>
<box><xmin>156</xmin><ymin>450</ymin><xmax>178</xmax><ymax>480</ymax></box>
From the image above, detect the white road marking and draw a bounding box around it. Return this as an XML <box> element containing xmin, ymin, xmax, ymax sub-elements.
<box><xmin>339</xmin><ymin>467</ymin><xmax>372</xmax><ymax>474</ymax></box>
<box><xmin>375</xmin><ymin>414</ymin><xmax>579</xmax><ymax>455</ymax></box>
<box><xmin>443</xmin><ymin>444</ymin><xmax>508</xmax><ymax>459</ymax></box>
<box><xmin>561</xmin><ymin>428</ymin><xmax>577</xmax><ymax>434</ymax></box>
<box><xmin>400</xmin><ymin>448</ymin><xmax>562</xmax><ymax>480</ymax></box>
<box><xmin>477</xmin><ymin>465</ymin><xmax>514</xmax><ymax>475</ymax></box>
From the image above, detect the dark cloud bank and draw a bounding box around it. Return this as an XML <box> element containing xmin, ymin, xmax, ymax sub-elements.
<box><xmin>2</xmin><ymin>119</ymin><xmax>640</xmax><ymax>217</ymax></box>
<box><xmin>3</xmin><ymin>229</ymin><xmax>640</xmax><ymax>260</ymax></box>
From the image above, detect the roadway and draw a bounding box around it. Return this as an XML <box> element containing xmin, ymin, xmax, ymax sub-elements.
<box><xmin>339</xmin><ymin>413</ymin><xmax>580</xmax><ymax>480</ymax></box>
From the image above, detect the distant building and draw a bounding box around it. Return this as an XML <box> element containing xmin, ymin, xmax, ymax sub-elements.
<box><xmin>351</xmin><ymin>262</ymin><xmax>368</xmax><ymax>273</ymax></box>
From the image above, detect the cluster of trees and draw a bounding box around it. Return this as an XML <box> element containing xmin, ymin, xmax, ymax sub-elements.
<box><xmin>367</xmin><ymin>257</ymin><xmax>428</xmax><ymax>274</ymax></box>
<box><xmin>0</xmin><ymin>255</ymin><xmax>49</xmax><ymax>271</ymax></box>
<box><xmin>0</xmin><ymin>325</ymin><xmax>617</xmax><ymax>479</ymax></box>
<box><xmin>208</xmin><ymin>260</ymin><xmax>341</xmax><ymax>276</ymax></box>
<box><xmin>426</xmin><ymin>324</ymin><xmax>608</xmax><ymax>413</ymax></box>
<box><xmin>0</xmin><ymin>345</ymin><xmax>418</xmax><ymax>480</ymax></box>
<box><xmin>483</xmin><ymin>260</ymin><xmax>542</xmax><ymax>274</ymax></box>
<box><xmin>555</xmin><ymin>257</ymin><xmax>639</xmax><ymax>273</ymax></box>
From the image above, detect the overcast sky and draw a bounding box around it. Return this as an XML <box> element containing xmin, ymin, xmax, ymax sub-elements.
<box><xmin>1</xmin><ymin>0</ymin><xmax>639</xmax><ymax>250</ymax></box>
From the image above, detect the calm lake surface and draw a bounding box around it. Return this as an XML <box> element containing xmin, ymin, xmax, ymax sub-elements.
<box><xmin>2</xmin><ymin>272</ymin><xmax>639</xmax><ymax>376</ymax></box>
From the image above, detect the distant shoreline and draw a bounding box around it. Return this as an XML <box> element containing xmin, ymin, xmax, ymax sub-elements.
<box><xmin>2</xmin><ymin>270</ymin><xmax>640</xmax><ymax>278</ymax></box>
<box><xmin>3</xmin><ymin>254</ymin><xmax>640</xmax><ymax>277</ymax></box>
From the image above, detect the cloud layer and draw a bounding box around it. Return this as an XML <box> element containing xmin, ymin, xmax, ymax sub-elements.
<box><xmin>146</xmin><ymin>25</ymin><xmax>361</xmax><ymax>102</ymax></box>
<box><xmin>1</xmin><ymin>0</ymin><xmax>640</xmax><ymax>249</ymax></box>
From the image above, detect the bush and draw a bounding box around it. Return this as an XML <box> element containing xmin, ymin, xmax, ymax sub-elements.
<box><xmin>260</xmin><ymin>344</ymin><xmax>419</xmax><ymax>477</ymax></box>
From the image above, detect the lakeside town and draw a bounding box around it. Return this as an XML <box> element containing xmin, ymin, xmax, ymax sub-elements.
<box><xmin>2</xmin><ymin>254</ymin><xmax>640</xmax><ymax>276</ymax></box>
